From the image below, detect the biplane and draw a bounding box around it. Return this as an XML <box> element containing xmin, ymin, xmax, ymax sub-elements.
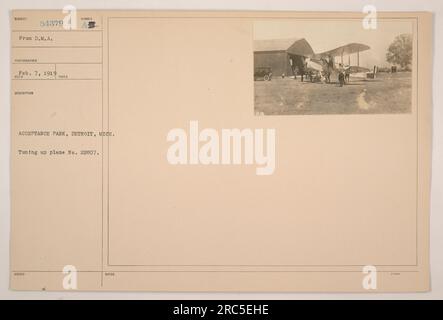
<box><xmin>304</xmin><ymin>43</ymin><xmax>372</xmax><ymax>83</ymax></box>
<box><xmin>253</xmin><ymin>39</ymin><xmax>373</xmax><ymax>84</ymax></box>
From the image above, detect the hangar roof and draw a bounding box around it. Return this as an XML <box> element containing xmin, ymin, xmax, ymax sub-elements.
<box><xmin>254</xmin><ymin>38</ymin><xmax>301</xmax><ymax>51</ymax></box>
<box><xmin>253</xmin><ymin>38</ymin><xmax>315</xmax><ymax>57</ymax></box>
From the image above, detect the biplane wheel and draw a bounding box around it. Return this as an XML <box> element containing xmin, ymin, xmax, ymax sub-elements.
<box><xmin>264</xmin><ymin>74</ymin><xmax>270</xmax><ymax>81</ymax></box>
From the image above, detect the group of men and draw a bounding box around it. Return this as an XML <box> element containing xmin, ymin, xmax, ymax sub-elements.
<box><xmin>293</xmin><ymin>60</ymin><xmax>350</xmax><ymax>86</ymax></box>
<box><xmin>290</xmin><ymin>54</ymin><xmax>352</xmax><ymax>85</ymax></box>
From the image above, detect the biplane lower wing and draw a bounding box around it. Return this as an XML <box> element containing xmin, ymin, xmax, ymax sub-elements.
<box><xmin>347</xmin><ymin>65</ymin><xmax>371</xmax><ymax>73</ymax></box>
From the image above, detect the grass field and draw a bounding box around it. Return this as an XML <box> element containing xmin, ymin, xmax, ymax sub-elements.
<box><xmin>254</xmin><ymin>72</ymin><xmax>412</xmax><ymax>115</ymax></box>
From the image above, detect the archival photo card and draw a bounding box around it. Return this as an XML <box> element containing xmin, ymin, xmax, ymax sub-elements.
<box><xmin>10</xmin><ymin>11</ymin><xmax>431</xmax><ymax>292</ymax></box>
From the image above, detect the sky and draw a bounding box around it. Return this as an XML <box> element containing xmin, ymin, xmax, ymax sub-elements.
<box><xmin>254</xmin><ymin>19</ymin><xmax>414</xmax><ymax>68</ymax></box>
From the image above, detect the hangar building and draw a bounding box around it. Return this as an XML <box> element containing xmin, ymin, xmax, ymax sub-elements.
<box><xmin>253</xmin><ymin>38</ymin><xmax>315</xmax><ymax>77</ymax></box>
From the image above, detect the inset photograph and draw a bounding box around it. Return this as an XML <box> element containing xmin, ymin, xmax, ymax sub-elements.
<box><xmin>253</xmin><ymin>19</ymin><xmax>413</xmax><ymax>115</ymax></box>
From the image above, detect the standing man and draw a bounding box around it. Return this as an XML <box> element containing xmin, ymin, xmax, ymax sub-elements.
<box><xmin>344</xmin><ymin>67</ymin><xmax>350</xmax><ymax>83</ymax></box>
<box><xmin>300</xmin><ymin>57</ymin><xmax>307</xmax><ymax>82</ymax></box>
<box><xmin>338</xmin><ymin>63</ymin><xmax>345</xmax><ymax>87</ymax></box>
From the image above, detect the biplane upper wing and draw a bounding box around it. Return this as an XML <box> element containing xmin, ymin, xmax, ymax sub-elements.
<box><xmin>316</xmin><ymin>43</ymin><xmax>370</xmax><ymax>58</ymax></box>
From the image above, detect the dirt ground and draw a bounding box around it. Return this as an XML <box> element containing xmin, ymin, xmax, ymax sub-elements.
<box><xmin>254</xmin><ymin>72</ymin><xmax>412</xmax><ymax>115</ymax></box>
